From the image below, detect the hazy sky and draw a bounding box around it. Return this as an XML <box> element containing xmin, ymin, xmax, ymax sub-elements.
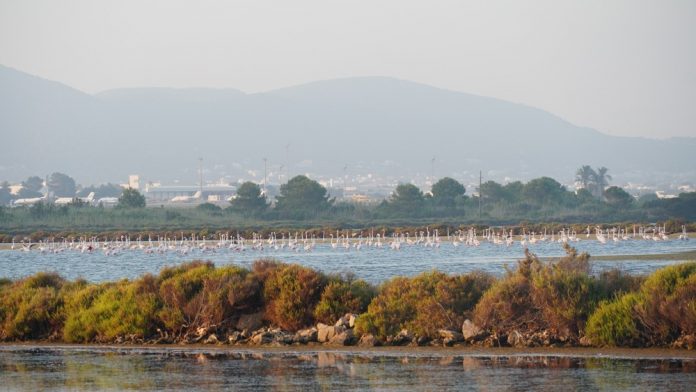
<box><xmin>1</xmin><ymin>0</ymin><xmax>694</xmax><ymax>139</ymax></box>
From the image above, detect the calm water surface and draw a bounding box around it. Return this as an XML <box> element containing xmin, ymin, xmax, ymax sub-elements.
<box><xmin>1</xmin><ymin>240</ymin><xmax>694</xmax><ymax>283</ymax></box>
<box><xmin>0</xmin><ymin>346</ymin><xmax>694</xmax><ymax>391</ymax></box>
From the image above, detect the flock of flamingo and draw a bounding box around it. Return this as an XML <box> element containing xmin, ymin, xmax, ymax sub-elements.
<box><xmin>9</xmin><ymin>225</ymin><xmax>689</xmax><ymax>256</ymax></box>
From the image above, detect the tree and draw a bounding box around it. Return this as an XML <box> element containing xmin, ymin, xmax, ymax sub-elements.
<box><xmin>275</xmin><ymin>175</ymin><xmax>333</xmax><ymax>214</ymax></box>
<box><xmin>78</xmin><ymin>183</ymin><xmax>123</xmax><ymax>199</ymax></box>
<box><xmin>480</xmin><ymin>181</ymin><xmax>508</xmax><ymax>203</ymax></box>
<box><xmin>389</xmin><ymin>183</ymin><xmax>424</xmax><ymax>210</ymax></box>
<box><xmin>229</xmin><ymin>182</ymin><xmax>268</xmax><ymax>215</ymax></box>
<box><xmin>18</xmin><ymin>176</ymin><xmax>44</xmax><ymax>198</ymax></box>
<box><xmin>575</xmin><ymin>165</ymin><xmax>597</xmax><ymax>190</ymax></box>
<box><xmin>594</xmin><ymin>167</ymin><xmax>612</xmax><ymax>200</ymax></box>
<box><xmin>0</xmin><ymin>182</ymin><xmax>12</xmax><ymax>206</ymax></box>
<box><xmin>21</xmin><ymin>176</ymin><xmax>43</xmax><ymax>193</ymax></box>
<box><xmin>117</xmin><ymin>188</ymin><xmax>146</xmax><ymax>208</ymax></box>
<box><xmin>522</xmin><ymin>177</ymin><xmax>566</xmax><ymax>205</ymax></box>
<box><xmin>47</xmin><ymin>172</ymin><xmax>76</xmax><ymax>197</ymax></box>
<box><xmin>431</xmin><ymin>177</ymin><xmax>465</xmax><ymax>208</ymax></box>
<box><xmin>604</xmin><ymin>186</ymin><xmax>633</xmax><ymax>208</ymax></box>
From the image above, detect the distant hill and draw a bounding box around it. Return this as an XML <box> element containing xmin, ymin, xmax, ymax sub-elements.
<box><xmin>0</xmin><ymin>64</ymin><xmax>694</xmax><ymax>185</ymax></box>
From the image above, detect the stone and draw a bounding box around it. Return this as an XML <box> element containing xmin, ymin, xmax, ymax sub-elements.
<box><xmin>250</xmin><ymin>328</ymin><xmax>273</xmax><ymax>345</ymax></box>
<box><xmin>578</xmin><ymin>336</ymin><xmax>592</xmax><ymax>347</ymax></box>
<box><xmin>334</xmin><ymin>313</ymin><xmax>357</xmax><ymax>328</ymax></box>
<box><xmin>318</xmin><ymin>324</ymin><xmax>346</xmax><ymax>343</ymax></box>
<box><xmin>507</xmin><ymin>330</ymin><xmax>526</xmax><ymax>347</ymax></box>
<box><xmin>204</xmin><ymin>333</ymin><xmax>219</xmax><ymax>344</ymax></box>
<box><xmin>236</xmin><ymin>312</ymin><xmax>264</xmax><ymax>332</ymax></box>
<box><xmin>294</xmin><ymin>327</ymin><xmax>318</xmax><ymax>344</ymax></box>
<box><xmin>390</xmin><ymin>329</ymin><xmax>413</xmax><ymax>346</ymax></box>
<box><xmin>438</xmin><ymin>329</ymin><xmax>463</xmax><ymax>342</ymax></box>
<box><xmin>358</xmin><ymin>333</ymin><xmax>379</xmax><ymax>347</ymax></box>
<box><xmin>348</xmin><ymin>314</ymin><xmax>357</xmax><ymax>328</ymax></box>
<box><xmin>672</xmin><ymin>334</ymin><xmax>696</xmax><ymax>350</ymax></box>
<box><xmin>227</xmin><ymin>331</ymin><xmax>242</xmax><ymax>344</ymax></box>
<box><xmin>461</xmin><ymin>320</ymin><xmax>484</xmax><ymax>341</ymax></box>
<box><xmin>328</xmin><ymin>329</ymin><xmax>355</xmax><ymax>346</ymax></box>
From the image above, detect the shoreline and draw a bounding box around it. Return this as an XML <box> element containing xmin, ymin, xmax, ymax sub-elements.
<box><xmin>1</xmin><ymin>342</ymin><xmax>695</xmax><ymax>360</ymax></box>
<box><xmin>2</xmin><ymin>243</ymin><xmax>694</xmax><ymax>263</ymax></box>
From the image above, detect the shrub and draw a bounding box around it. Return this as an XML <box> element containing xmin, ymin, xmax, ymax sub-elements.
<box><xmin>0</xmin><ymin>272</ymin><xmax>66</xmax><ymax>340</ymax></box>
<box><xmin>586</xmin><ymin>262</ymin><xmax>696</xmax><ymax>347</ymax></box>
<box><xmin>585</xmin><ymin>294</ymin><xmax>642</xmax><ymax>347</ymax></box>
<box><xmin>356</xmin><ymin>271</ymin><xmax>493</xmax><ymax>339</ymax></box>
<box><xmin>314</xmin><ymin>279</ymin><xmax>376</xmax><ymax>324</ymax></box>
<box><xmin>64</xmin><ymin>279</ymin><xmax>160</xmax><ymax>342</ymax></box>
<box><xmin>262</xmin><ymin>263</ymin><xmax>326</xmax><ymax>331</ymax></box>
<box><xmin>474</xmin><ymin>245</ymin><xmax>615</xmax><ymax>339</ymax></box>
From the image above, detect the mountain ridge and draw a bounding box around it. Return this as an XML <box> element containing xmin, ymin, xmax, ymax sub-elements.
<box><xmin>0</xmin><ymin>65</ymin><xmax>693</xmax><ymax>185</ymax></box>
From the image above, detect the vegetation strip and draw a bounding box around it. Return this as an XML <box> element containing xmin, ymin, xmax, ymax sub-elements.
<box><xmin>1</xmin><ymin>245</ymin><xmax>694</xmax><ymax>349</ymax></box>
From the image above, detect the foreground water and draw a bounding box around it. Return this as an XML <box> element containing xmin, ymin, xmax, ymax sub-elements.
<box><xmin>1</xmin><ymin>239</ymin><xmax>694</xmax><ymax>283</ymax></box>
<box><xmin>0</xmin><ymin>346</ymin><xmax>694</xmax><ymax>391</ymax></box>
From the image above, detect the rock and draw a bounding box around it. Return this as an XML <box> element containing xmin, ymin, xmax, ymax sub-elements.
<box><xmin>334</xmin><ymin>313</ymin><xmax>358</xmax><ymax>328</ymax></box>
<box><xmin>348</xmin><ymin>314</ymin><xmax>357</xmax><ymax>328</ymax></box>
<box><xmin>271</xmin><ymin>331</ymin><xmax>294</xmax><ymax>345</ymax></box>
<box><xmin>390</xmin><ymin>329</ymin><xmax>413</xmax><ymax>346</ymax></box>
<box><xmin>507</xmin><ymin>330</ymin><xmax>526</xmax><ymax>347</ymax></box>
<box><xmin>227</xmin><ymin>331</ymin><xmax>242</xmax><ymax>344</ymax></box>
<box><xmin>318</xmin><ymin>324</ymin><xmax>346</xmax><ymax>343</ymax></box>
<box><xmin>579</xmin><ymin>336</ymin><xmax>592</xmax><ymax>347</ymax></box>
<box><xmin>461</xmin><ymin>320</ymin><xmax>484</xmax><ymax>341</ymax></box>
<box><xmin>673</xmin><ymin>334</ymin><xmax>696</xmax><ymax>350</ymax></box>
<box><xmin>358</xmin><ymin>333</ymin><xmax>379</xmax><ymax>347</ymax></box>
<box><xmin>294</xmin><ymin>327</ymin><xmax>318</xmax><ymax>344</ymax></box>
<box><xmin>196</xmin><ymin>326</ymin><xmax>209</xmax><ymax>338</ymax></box>
<box><xmin>328</xmin><ymin>329</ymin><xmax>355</xmax><ymax>346</ymax></box>
<box><xmin>416</xmin><ymin>336</ymin><xmax>431</xmax><ymax>346</ymax></box>
<box><xmin>250</xmin><ymin>328</ymin><xmax>273</xmax><ymax>345</ymax></box>
<box><xmin>236</xmin><ymin>312</ymin><xmax>264</xmax><ymax>332</ymax></box>
<box><xmin>439</xmin><ymin>329</ymin><xmax>463</xmax><ymax>342</ymax></box>
<box><xmin>204</xmin><ymin>333</ymin><xmax>219</xmax><ymax>344</ymax></box>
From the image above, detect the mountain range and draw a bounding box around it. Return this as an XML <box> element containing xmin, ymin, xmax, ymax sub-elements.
<box><xmin>1</xmin><ymin>64</ymin><xmax>694</xmax><ymax>186</ymax></box>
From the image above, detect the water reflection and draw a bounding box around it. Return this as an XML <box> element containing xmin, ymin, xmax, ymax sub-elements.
<box><xmin>1</xmin><ymin>347</ymin><xmax>695</xmax><ymax>391</ymax></box>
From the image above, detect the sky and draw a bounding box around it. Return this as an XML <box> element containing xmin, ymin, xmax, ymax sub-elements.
<box><xmin>1</xmin><ymin>0</ymin><xmax>694</xmax><ymax>139</ymax></box>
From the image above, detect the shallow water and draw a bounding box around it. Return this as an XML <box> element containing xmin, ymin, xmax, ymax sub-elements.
<box><xmin>0</xmin><ymin>346</ymin><xmax>694</xmax><ymax>391</ymax></box>
<box><xmin>1</xmin><ymin>239</ymin><xmax>694</xmax><ymax>283</ymax></box>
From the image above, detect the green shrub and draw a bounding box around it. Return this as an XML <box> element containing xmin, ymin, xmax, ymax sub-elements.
<box><xmin>585</xmin><ymin>293</ymin><xmax>642</xmax><ymax>347</ymax></box>
<box><xmin>262</xmin><ymin>263</ymin><xmax>326</xmax><ymax>331</ymax></box>
<box><xmin>314</xmin><ymin>279</ymin><xmax>376</xmax><ymax>324</ymax></box>
<box><xmin>0</xmin><ymin>272</ymin><xmax>66</xmax><ymax>340</ymax></box>
<box><xmin>62</xmin><ymin>283</ymin><xmax>109</xmax><ymax>342</ymax></box>
<box><xmin>64</xmin><ymin>279</ymin><xmax>160</xmax><ymax>342</ymax></box>
<box><xmin>585</xmin><ymin>262</ymin><xmax>696</xmax><ymax>347</ymax></box>
<box><xmin>474</xmin><ymin>245</ymin><xmax>616</xmax><ymax>338</ymax></box>
<box><xmin>356</xmin><ymin>271</ymin><xmax>493</xmax><ymax>339</ymax></box>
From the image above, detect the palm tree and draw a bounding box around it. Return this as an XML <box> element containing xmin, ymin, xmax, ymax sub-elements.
<box><xmin>595</xmin><ymin>167</ymin><xmax>612</xmax><ymax>200</ymax></box>
<box><xmin>575</xmin><ymin>166</ymin><xmax>596</xmax><ymax>190</ymax></box>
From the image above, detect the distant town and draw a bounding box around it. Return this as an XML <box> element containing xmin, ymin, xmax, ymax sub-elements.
<box><xmin>1</xmin><ymin>162</ymin><xmax>693</xmax><ymax>209</ymax></box>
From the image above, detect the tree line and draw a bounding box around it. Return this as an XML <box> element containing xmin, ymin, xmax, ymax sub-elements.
<box><xmin>2</xmin><ymin>167</ymin><xmax>695</xmax><ymax>223</ymax></box>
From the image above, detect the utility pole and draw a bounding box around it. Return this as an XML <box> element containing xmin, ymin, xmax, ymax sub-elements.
<box><xmin>263</xmin><ymin>157</ymin><xmax>268</xmax><ymax>195</ymax></box>
<box><xmin>430</xmin><ymin>157</ymin><xmax>436</xmax><ymax>185</ymax></box>
<box><xmin>198</xmin><ymin>158</ymin><xmax>203</xmax><ymax>194</ymax></box>
<box><xmin>285</xmin><ymin>143</ymin><xmax>290</xmax><ymax>180</ymax></box>
<box><xmin>479</xmin><ymin>170</ymin><xmax>482</xmax><ymax>219</ymax></box>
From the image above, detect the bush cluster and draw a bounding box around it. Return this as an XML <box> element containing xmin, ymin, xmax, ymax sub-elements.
<box><xmin>0</xmin><ymin>251</ymin><xmax>693</xmax><ymax>348</ymax></box>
